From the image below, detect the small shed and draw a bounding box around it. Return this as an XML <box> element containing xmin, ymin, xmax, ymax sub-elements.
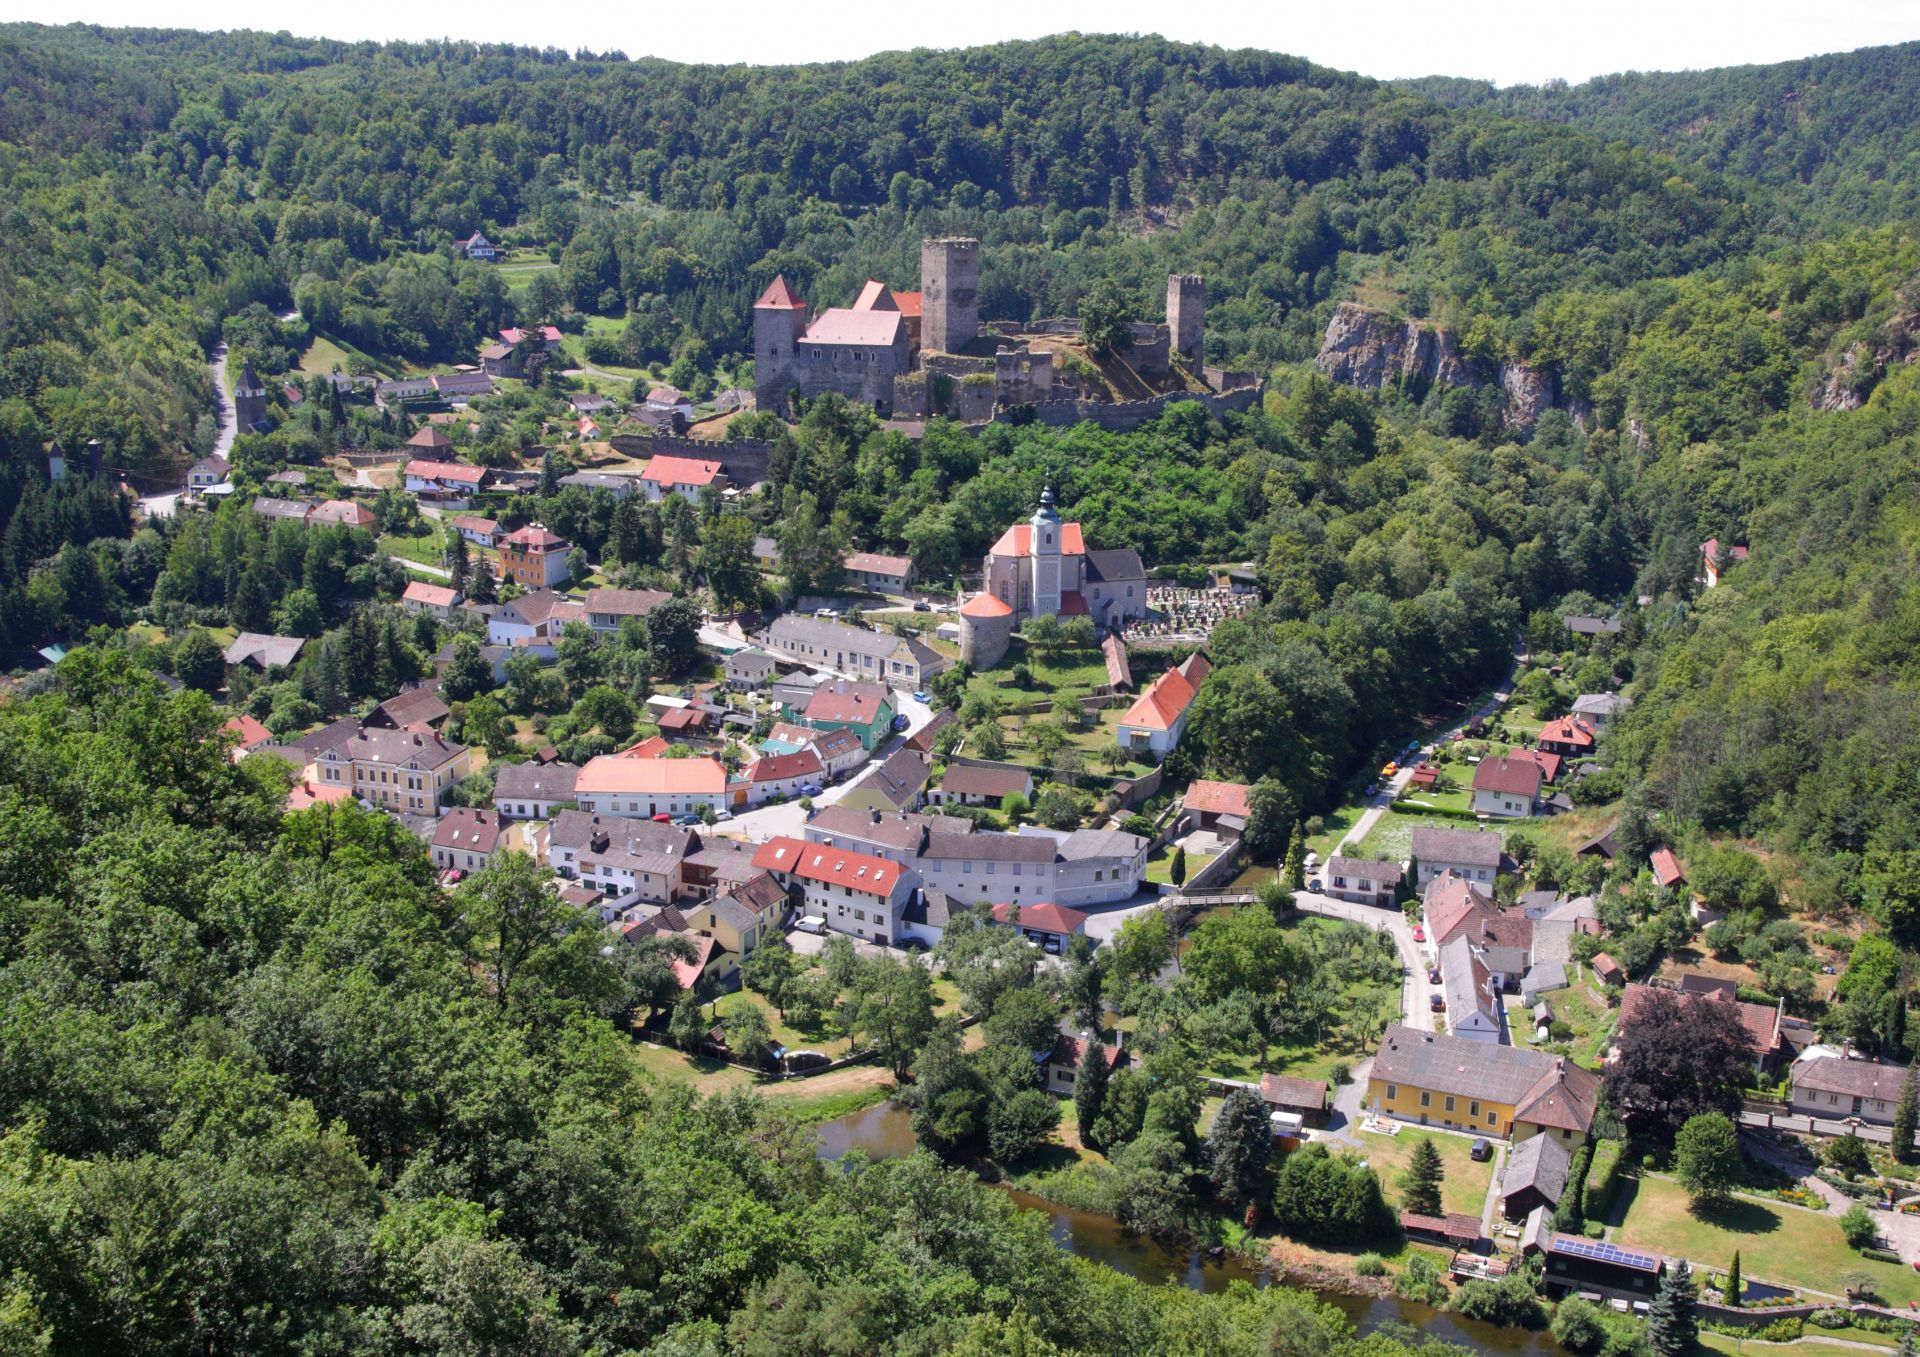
<box><xmin>1258</xmin><ymin>1073</ymin><xmax>1329</xmax><ymax>1123</ymax></box>
<box><xmin>1591</xmin><ymin>953</ymin><xmax>1625</xmax><ymax>987</ymax></box>
<box><xmin>1400</xmin><ymin>1212</ymin><xmax>1482</xmax><ymax>1250</ymax></box>
<box><xmin>1501</xmin><ymin>1130</ymin><xmax>1573</xmax><ymax>1220</ymax></box>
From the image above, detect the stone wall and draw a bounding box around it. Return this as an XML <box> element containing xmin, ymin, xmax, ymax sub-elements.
<box><xmin>608</xmin><ymin>432</ymin><xmax>774</xmax><ymax>487</ymax></box>
<box><xmin>951</xmin><ymin>377</ymin><xmax>997</xmax><ymax>423</ymax></box>
<box><xmin>1025</xmin><ymin>384</ymin><xmax>1260</xmax><ymax>432</ymax></box>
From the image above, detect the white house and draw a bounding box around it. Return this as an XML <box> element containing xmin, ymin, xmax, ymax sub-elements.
<box><xmin>492</xmin><ymin>761</ymin><xmax>581</xmax><ymax>820</ymax></box>
<box><xmin>1789</xmin><ymin>1048</ymin><xmax>1908</xmax><ymax>1127</ymax></box>
<box><xmin>572</xmin><ymin>754</ymin><xmax>728</xmax><ymax>820</ymax></box>
<box><xmin>457</xmin><ymin>232</ymin><xmax>498</xmax><ymax>261</ymax></box>
<box><xmin>1470</xmin><ymin>756</ymin><xmax>1543</xmax><ymax>819</ymax></box>
<box><xmin>1116</xmin><ymin>654</ymin><xmax>1210</xmax><ymax>757</ymax></box>
<box><xmin>751</xmin><ymin>835</ymin><xmax>913</xmax><ymax>946</ymax></box>
<box><xmin>739</xmin><ymin>748</ymin><xmax>824</xmax><ymax>807</ymax></box>
<box><xmin>1438</xmin><ymin>936</ymin><xmax>1506</xmax><ymax>1044</ymax></box>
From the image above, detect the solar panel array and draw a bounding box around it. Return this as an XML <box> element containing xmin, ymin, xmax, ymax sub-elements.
<box><xmin>1550</xmin><ymin>1235</ymin><xmax>1659</xmax><ymax>1270</ymax></box>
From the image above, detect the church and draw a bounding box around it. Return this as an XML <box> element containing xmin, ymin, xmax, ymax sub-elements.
<box><xmin>958</xmin><ymin>488</ymin><xmax>1147</xmax><ymax>668</ymax></box>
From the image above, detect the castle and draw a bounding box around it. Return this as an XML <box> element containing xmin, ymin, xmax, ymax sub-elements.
<box><xmin>753</xmin><ymin>238</ymin><xmax>1240</xmax><ymax>423</ymax></box>
<box><xmin>958</xmin><ymin>488</ymin><xmax>1148</xmax><ymax>669</ymax></box>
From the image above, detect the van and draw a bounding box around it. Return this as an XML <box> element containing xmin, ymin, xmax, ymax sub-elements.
<box><xmin>795</xmin><ymin>916</ymin><xmax>827</xmax><ymax>935</ymax></box>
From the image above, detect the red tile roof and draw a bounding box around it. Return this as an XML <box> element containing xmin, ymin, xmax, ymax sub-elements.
<box><xmin>960</xmin><ymin>593</ymin><xmax>1013</xmax><ymax>618</ymax></box>
<box><xmin>575</xmin><ymin>754</ymin><xmax>726</xmax><ymax>795</ymax></box>
<box><xmin>845</xmin><ymin>551</ymin><xmax>913</xmax><ymax>576</ymax></box>
<box><xmin>1184</xmin><ymin>779</ymin><xmax>1251</xmax><ymax>818</ymax></box>
<box><xmin>405</xmin><ymin>457</ymin><xmax>489</xmax><ymax>485</ymax></box>
<box><xmin>805</xmin><ymin>682</ymin><xmax>889</xmax><ymax>727</ymax></box>
<box><xmin>1120</xmin><ymin>657</ymin><xmax>1207</xmax><ymax>732</ymax></box>
<box><xmin>891</xmin><ymin>290</ymin><xmax>922</xmax><ymax>318</ymax></box>
<box><xmin>1700</xmin><ymin>538</ymin><xmax>1749</xmax><ymax>562</ymax></box>
<box><xmin>990</xmin><ymin>901</ymin><xmax>1089</xmax><ymax>935</ymax></box>
<box><xmin>1650</xmin><ymin>848</ymin><xmax>1685</xmax><ymax>889</ymax></box>
<box><xmin>286</xmin><ymin>779</ymin><xmax>351</xmax><ymax>811</ymax></box>
<box><xmin>1538</xmin><ymin>717</ymin><xmax>1596</xmax><ymax>750</ymax></box>
<box><xmin>407</xmin><ymin>426</ymin><xmax>453</xmax><ymax>449</ymax></box>
<box><xmin>404</xmin><ymin>581</ymin><xmax>459</xmax><ymax>608</ymax></box>
<box><xmin>616</xmin><ymin>735</ymin><xmax>670</xmax><ymax>760</ymax></box>
<box><xmin>643</xmin><ymin>455</ymin><xmax>722</xmax><ymax>489</ymax></box>
<box><xmin>987</xmin><ymin>522</ymin><xmax>1087</xmax><ymax>558</ymax></box>
<box><xmin>852</xmin><ymin>280</ymin><xmax>898</xmax><ymax>311</ymax></box>
<box><xmin>433</xmin><ymin>808</ymin><xmax>502</xmax><ymax>856</ymax></box>
<box><xmin>1472</xmin><ymin>755</ymin><xmax>1544</xmax><ymax>798</ymax></box>
<box><xmin>223</xmin><ymin>714</ymin><xmax>273</xmax><ymax>749</ymax></box>
<box><xmin>502</xmin><ymin>524</ymin><xmax>568</xmax><ymax>550</ymax></box>
<box><xmin>752</xmin><ymin>835</ymin><xmax>903</xmax><ymax>897</ymax></box>
<box><xmin>748</xmin><ymin>748</ymin><xmax>824</xmax><ymax>783</ymax></box>
<box><xmin>755</xmin><ymin>275</ymin><xmax>806</xmax><ymax>310</ymax></box>
<box><xmin>308</xmin><ymin>499</ymin><xmax>377</xmax><ymax>528</ymax></box>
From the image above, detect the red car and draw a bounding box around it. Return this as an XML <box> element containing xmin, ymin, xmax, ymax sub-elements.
<box><xmin>651</xmin><ymin>813</ymin><xmax>672</xmax><ymax>823</ymax></box>
<box><xmin>1412</xmin><ymin>925</ymin><xmax>1426</xmax><ymax>942</ymax></box>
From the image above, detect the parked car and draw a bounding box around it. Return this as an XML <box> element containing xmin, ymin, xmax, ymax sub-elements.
<box><xmin>1307</xmin><ymin>878</ymin><xmax>1323</xmax><ymax>893</ymax></box>
<box><xmin>1429</xmin><ymin>993</ymin><xmax>1446</xmax><ymax>1012</ymax></box>
<box><xmin>911</xmin><ymin>690</ymin><xmax>930</xmax><ymax>703</ymax></box>
<box><xmin>798</xmin><ymin>783</ymin><xmax>825</xmax><ymax>797</ymax></box>
<box><xmin>1380</xmin><ymin>762</ymin><xmax>1398</xmax><ymax>778</ymax></box>
<box><xmin>672</xmin><ymin>813</ymin><xmax>700</xmax><ymax>825</ymax></box>
<box><xmin>1470</xmin><ymin>1138</ymin><xmax>1492</xmax><ymax>1161</ymax></box>
<box><xmin>912</xmin><ymin>601</ymin><xmax>932</xmax><ymax>612</ymax></box>
<box><xmin>650</xmin><ymin>813</ymin><xmax>672</xmax><ymax>823</ymax></box>
<box><xmin>714</xmin><ymin>808</ymin><xmax>733</xmax><ymax>821</ymax></box>
<box><xmin>1428</xmin><ymin>967</ymin><xmax>1440</xmax><ymax>984</ymax></box>
<box><xmin>1412</xmin><ymin>925</ymin><xmax>1426</xmax><ymax>942</ymax></box>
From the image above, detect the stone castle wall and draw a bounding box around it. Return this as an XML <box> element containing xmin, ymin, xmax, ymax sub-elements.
<box><xmin>608</xmin><ymin>432</ymin><xmax>774</xmax><ymax>486</ymax></box>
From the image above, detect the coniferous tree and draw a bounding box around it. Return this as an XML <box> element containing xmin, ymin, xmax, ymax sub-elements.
<box><xmin>1207</xmin><ymin>1088</ymin><xmax>1274</xmax><ymax>1213</ymax></box>
<box><xmin>1283</xmin><ymin>822</ymin><xmax>1306</xmax><ymax>891</ymax></box>
<box><xmin>1723</xmin><ymin>1251</ymin><xmax>1741</xmax><ymax>1305</ymax></box>
<box><xmin>1074</xmin><ymin>1040</ymin><xmax>1111</xmax><ymax>1149</ymax></box>
<box><xmin>447</xmin><ymin>529</ymin><xmax>469</xmax><ymax>596</ymax></box>
<box><xmin>1648</xmin><ymin>1258</ymin><xmax>1697</xmax><ymax>1357</ymax></box>
<box><xmin>1895</xmin><ymin>1062</ymin><xmax>1919</xmax><ymax>1165</ymax></box>
<box><xmin>1400</xmin><ymin>1137</ymin><xmax>1445</xmax><ymax>1217</ymax></box>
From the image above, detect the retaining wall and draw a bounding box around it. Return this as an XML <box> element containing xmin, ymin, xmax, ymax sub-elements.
<box><xmin>609</xmin><ymin>432</ymin><xmax>776</xmax><ymax>486</ymax></box>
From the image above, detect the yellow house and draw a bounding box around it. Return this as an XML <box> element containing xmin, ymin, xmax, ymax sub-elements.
<box><xmin>313</xmin><ymin>727</ymin><xmax>472</xmax><ymax>815</ymax></box>
<box><xmin>682</xmin><ymin>872</ymin><xmax>790</xmax><ymax>959</ymax></box>
<box><xmin>1366</xmin><ymin>1024</ymin><xmax>1601</xmax><ymax>1148</ymax></box>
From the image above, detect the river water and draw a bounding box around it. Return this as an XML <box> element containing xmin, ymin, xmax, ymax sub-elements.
<box><xmin>816</xmin><ymin>1102</ymin><xmax>1566</xmax><ymax>1355</ymax></box>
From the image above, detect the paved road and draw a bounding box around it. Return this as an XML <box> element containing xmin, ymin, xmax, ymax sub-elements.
<box><xmin>209</xmin><ymin>339</ymin><xmax>238</xmax><ymax>462</ymax></box>
<box><xmin>1293</xmin><ymin>889</ymin><xmax>1436</xmax><ymax>1032</ymax></box>
<box><xmin>1332</xmin><ymin>642</ymin><xmax>1527</xmax><ymax>855</ymax></box>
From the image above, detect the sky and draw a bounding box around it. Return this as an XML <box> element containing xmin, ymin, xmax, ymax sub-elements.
<box><xmin>4</xmin><ymin>0</ymin><xmax>1917</xmax><ymax>85</ymax></box>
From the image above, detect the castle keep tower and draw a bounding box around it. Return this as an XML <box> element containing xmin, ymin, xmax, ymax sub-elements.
<box><xmin>921</xmin><ymin>237</ymin><xmax>980</xmax><ymax>355</ymax></box>
<box><xmin>1167</xmin><ymin>273</ymin><xmax>1205</xmax><ymax>367</ymax></box>
<box><xmin>752</xmin><ymin>275</ymin><xmax>809</xmax><ymax>414</ymax></box>
<box><xmin>234</xmin><ymin>359</ymin><xmax>268</xmax><ymax>432</ymax></box>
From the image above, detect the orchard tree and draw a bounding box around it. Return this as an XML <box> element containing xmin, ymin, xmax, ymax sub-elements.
<box><xmin>1674</xmin><ymin>1112</ymin><xmax>1739</xmax><ymax>1206</ymax></box>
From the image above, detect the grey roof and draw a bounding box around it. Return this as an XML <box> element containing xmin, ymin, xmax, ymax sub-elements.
<box><xmin>922</xmin><ymin>830</ymin><xmax>1056</xmax><ymax>864</ymax></box>
<box><xmin>373</xmin><ymin>686</ymin><xmax>451</xmax><ymax>727</ymax></box>
<box><xmin>1439</xmin><ymin>936</ymin><xmax>1499</xmax><ymax>1031</ymax></box>
<box><xmin>939</xmin><ymin>763</ymin><xmax>1033</xmax><ymax>798</ymax></box>
<box><xmin>290</xmin><ymin>717</ymin><xmax>361</xmax><ymax>756</ymax></box>
<box><xmin>551</xmin><ymin>809</ymin><xmax>694</xmax><ymax>874</ymax></box>
<box><xmin>560</xmin><ymin>472</ymin><xmax>637</xmax><ymax>493</ymax></box>
<box><xmin>252</xmin><ymin>496</ymin><xmax>310</xmax><ymax>520</ymax></box>
<box><xmin>767</xmin><ymin>613</ymin><xmax>939</xmax><ymax>667</ymax></box>
<box><xmin>902</xmin><ymin>891</ymin><xmax>958</xmax><ymax>929</ymax></box>
<box><xmin>1327</xmin><ymin>855</ymin><xmax>1403</xmax><ymax>884</ymax></box>
<box><xmin>725</xmin><ymin>648</ymin><xmax>779</xmax><ymax>675</ymax></box>
<box><xmin>224</xmin><ymin>632</ymin><xmax>306</xmax><ymax>668</ymax></box>
<box><xmin>1571</xmin><ymin>693</ymin><xmax>1629</xmax><ymax>718</ymax></box>
<box><xmin>1503</xmin><ymin>1131</ymin><xmax>1572</xmax><ymax>1206</ymax></box>
<box><xmin>1482</xmin><ymin>945</ymin><xmax>1530</xmax><ymax>976</ymax></box>
<box><xmin>493</xmin><ymin>761</ymin><xmax>581</xmax><ymax>802</ymax></box>
<box><xmin>337</xmin><ymin>726</ymin><xmax>468</xmax><ymax>770</ymax></box>
<box><xmin>1371</xmin><ymin>1025</ymin><xmax>1600</xmax><ymax>1132</ymax></box>
<box><xmin>1562</xmin><ymin>615</ymin><xmax>1622</xmax><ymax>635</ymax></box>
<box><xmin>1083</xmin><ymin>547</ymin><xmax>1146</xmax><ymax>583</ymax></box>
<box><xmin>1055</xmin><ymin>828</ymin><xmax>1147</xmax><ymax>862</ymax></box>
<box><xmin>1794</xmin><ymin>1054</ymin><xmax>1910</xmax><ymax>1100</ymax></box>
<box><xmin>584</xmin><ymin>587</ymin><xmax>671</xmax><ymax>618</ymax></box>
<box><xmin>848</xmin><ymin>750</ymin><xmax>930</xmax><ymax>808</ymax></box>
<box><xmin>1410</xmin><ymin>826</ymin><xmax>1503</xmax><ymax>868</ymax></box>
<box><xmin>1522</xmin><ymin>961</ymin><xmax>1569</xmax><ymax>998</ymax></box>
<box><xmin>806</xmin><ymin>806</ymin><xmax>970</xmax><ymax>852</ymax></box>
<box><xmin>684</xmin><ymin>836</ymin><xmax>762</xmax><ymax>884</ymax></box>
<box><xmin>1516</xmin><ymin>890</ymin><xmax>1562</xmax><ymax>915</ymax></box>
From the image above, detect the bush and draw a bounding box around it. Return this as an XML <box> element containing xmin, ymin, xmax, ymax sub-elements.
<box><xmin>1583</xmin><ymin>1220</ymin><xmax>1607</xmax><ymax>1239</ymax></box>
<box><xmin>1825</xmin><ymin>1133</ymin><xmax>1873</xmax><ymax>1179</ymax></box>
<box><xmin>1552</xmin><ymin>1298</ymin><xmax>1607</xmax><ymax>1354</ymax></box>
<box><xmin>1393</xmin><ymin>1254</ymin><xmax>1449</xmax><ymax>1306</ymax></box>
<box><xmin>1808</xmin><ymin>1310</ymin><xmax>1852</xmax><ymax>1330</ymax></box>
<box><xmin>1451</xmin><ymin>1274</ymin><xmax>1546</xmax><ymax>1328</ymax></box>
<box><xmin>1354</xmin><ymin>1252</ymin><xmax>1387</xmax><ymax>1277</ymax></box>
<box><xmin>1330</xmin><ymin>1061</ymin><xmax>1351</xmax><ymax>1086</ymax></box>
<box><xmin>1841</xmin><ymin>1203</ymin><xmax>1879</xmax><ymax>1250</ymax></box>
<box><xmin>1752</xmin><ymin>1319</ymin><xmax>1804</xmax><ymax>1343</ymax></box>
<box><xmin>1861</xmin><ymin>1246</ymin><xmax>1902</xmax><ymax>1264</ymax></box>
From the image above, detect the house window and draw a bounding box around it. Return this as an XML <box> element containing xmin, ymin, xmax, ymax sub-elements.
<box><xmin>1470</xmin><ymin>1101</ymin><xmax>1480</xmax><ymax>1117</ymax></box>
<box><xmin>1385</xmin><ymin>1085</ymin><xmax>1397</xmax><ymax>1100</ymax></box>
<box><xmin>1444</xmin><ymin>1096</ymin><xmax>1455</xmax><ymax>1113</ymax></box>
<box><xmin>1487</xmin><ymin>1111</ymin><xmax>1498</xmax><ymax>1126</ymax></box>
<box><xmin>1419</xmin><ymin>1091</ymin><xmax>1430</xmax><ymax>1109</ymax></box>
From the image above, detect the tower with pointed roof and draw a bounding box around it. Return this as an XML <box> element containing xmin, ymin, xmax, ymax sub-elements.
<box><xmin>1030</xmin><ymin>485</ymin><xmax>1063</xmax><ymax>618</ymax></box>
<box><xmin>753</xmin><ymin>275</ymin><xmax>808</xmax><ymax>416</ymax></box>
<box><xmin>234</xmin><ymin>358</ymin><xmax>269</xmax><ymax>433</ymax></box>
<box><xmin>45</xmin><ymin>440</ymin><xmax>66</xmax><ymax>483</ymax></box>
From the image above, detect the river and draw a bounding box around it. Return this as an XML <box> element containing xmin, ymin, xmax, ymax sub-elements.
<box><xmin>816</xmin><ymin>1102</ymin><xmax>1567</xmax><ymax>1355</ymax></box>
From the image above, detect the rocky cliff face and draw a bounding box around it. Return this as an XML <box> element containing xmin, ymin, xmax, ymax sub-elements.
<box><xmin>1315</xmin><ymin>302</ymin><xmax>1565</xmax><ymax>435</ymax></box>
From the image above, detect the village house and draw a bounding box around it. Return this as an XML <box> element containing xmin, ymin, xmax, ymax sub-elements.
<box><xmin>989</xmin><ymin>901</ymin><xmax>1088</xmax><ymax>953</ymax></box>
<box><xmin>1043</xmin><ymin>1033</ymin><xmax>1127</xmax><ymax>1097</ymax></box>
<box><xmin>366</xmin><ymin>685</ymin><xmax>451</xmax><ymax>732</ymax></box>
<box><xmin>560</xmin><ymin>471</ymin><xmax>639</xmax><ymax>499</ymax></box>
<box><xmin>1471</xmin><ymin>755</ymin><xmax>1544</xmax><ymax>818</ymax></box>
<box><xmin>1700</xmin><ymin>537</ymin><xmax>1749</xmax><ymax>588</ymax></box>
<box><xmin>548</xmin><ymin>810</ymin><xmax>697</xmax><ymax>907</ymax></box>
<box><xmin>431</xmin><ymin>809</ymin><xmax>503</xmax><ymax>875</ymax></box>
<box><xmin>187</xmin><ymin>453</ymin><xmax>230</xmax><ymax>494</ymax></box>
<box><xmin>1323</xmin><ymin>855</ymin><xmax>1403</xmax><ymax>908</ymax></box>
<box><xmin>572</xmin><ymin>754</ymin><xmax>728</xmax><ymax>820</ymax></box>
<box><xmin>1536</xmin><ymin>1233</ymin><xmax>1663</xmax><ymax>1301</ymax></box>
<box><xmin>752</xmin><ymin>835</ymin><xmax>912</xmax><ymax>945</ymax></box>
<box><xmin>499</xmin><ymin>524</ymin><xmax>571</xmax><ymax>589</ymax></box>
<box><xmin>432</xmin><ymin>373</ymin><xmax>493</xmax><ymax>405</ymax></box>
<box><xmin>764</xmin><ymin>614</ymin><xmax>949</xmax><ymax>689</ymax></box>
<box><xmin>1789</xmin><ymin>1047</ymin><xmax>1910</xmax><ymax>1127</ymax></box>
<box><xmin>450</xmin><ymin>515</ymin><xmax>501</xmax><ymax>548</ymax></box>
<box><xmin>1438</xmin><ymin>936</ymin><xmax>1506</xmax><ymax>1043</ymax></box>
<box><xmin>1410</xmin><ymin>826</ymin><xmax>1505</xmax><ymax>887</ymax></box>
<box><xmin>842</xmin><ymin>551</ymin><xmax>917</xmax><ymax>593</ymax></box>
<box><xmin>456</xmin><ymin>232</ymin><xmax>497</xmax><ymax>261</ymax></box>
<box><xmin>1500</xmin><ymin>1126</ymin><xmax>1574</xmax><ymax>1220</ymax></box>
<box><xmin>252</xmin><ymin>496</ymin><xmax>311</xmax><ymax>523</ymax></box>
<box><xmin>680</xmin><ymin>872</ymin><xmax>789</xmax><ymax>960</ymax></box>
<box><xmin>802</xmin><ymin>806</ymin><xmax>972</xmax><ymax>866</ymax></box>
<box><xmin>583</xmin><ymin>587</ymin><xmax>671</xmax><ymax>633</ymax></box>
<box><xmin>500</xmin><ymin>324</ymin><xmax>563</xmax><ymax>351</ymax></box>
<box><xmin>927</xmin><ymin>762</ymin><xmax>1034</xmax><ymax>810</ymax></box>
<box><xmin>911</xmin><ymin>826</ymin><xmax>1148</xmax><ymax>909</ymax></box>
<box><xmin>222</xmin><ymin>714</ymin><xmax>273</xmax><ymax>760</ymax></box>
<box><xmin>639</xmin><ymin>455</ymin><xmax>724</xmax><ymax>503</ymax></box>
<box><xmin>837</xmin><ymin>748</ymin><xmax>931</xmax><ymax>814</ymax></box>
<box><xmin>1536</xmin><ymin>717</ymin><xmax>1597</xmax><ymax>759</ymax></box>
<box><xmin>404</xmin><ymin>458</ymin><xmax>492</xmax><ymax>499</ymax></box>
<box><xmin>312</xmin><ymin>727</ymin><xmax>471</xmax><ymax>814</ymax></box>
<box><xmin>808</xmin><ymin>727</ymin><xmax>870</xmax><ymax>779</ymax></box>
<box><xmin>1367</xmin><ymin>1025</ymin><xmax>1601</xmax><ymax>1145</ymax></box>
<box><xmin>479</xmin><ymin>343</ymin><xmax>521</xmax><ymax>378</ymax></box>
<box><xmin>492</xmin><ymin>761</ymin><xmax>581</xmax><ymax>820</ymax></box>
<box><xmin>1116</xmin><ymin>653</ymin><xmax>1210</xmax><ymax>757</ymax></box>
<box><xmin>723</xmin><ymin>648</ymin><xmax>779</xmax><ymax>691</ymax></box>
<box><xmin>401</xmin><ymin>581</ymin><xmax>462</xmax><ymax>620</ymax></box>
<box><xmin>223</xmin><ymin>632</ymin><xmax>305</xmax><ymax>672</ymax></box>
<box><xmin>1570</xmin><ymin>693</ymin><xmax>1630</xmax><ymax>729</ymax></box>
<box><xmin>1562</xmin><ymin>615</ymin><xmax>1622</xmax><ymax>639</ymax></box>
<box><xmin>489</xmin><ymin>590</ymin><xmax>585</xmax><ymax>648</ymax></box>
<box><xmin>1650</xmin><ymin>847</ymin><xmax>1686</xmax><ymax>891</ymax></box>
<box><xmin>739</xmin><ymin>748</ymin><xmax>825</xmax><ymax>807</ymax></box>
<box><xmin>307</xmin><ymin>498</ymin><xmax>378</xmax><ymax>530</ymax></box>
<box><xmin>1258</xmin><ymin>1074</ymin><xmax>1329</xmax><ymax>1126</ymax></box>
<box><xmin>800</xmin><ymin>680</ymin><xmax>897</xmax><ymax>751</ymax></box>
<box><xmin>1183</xmin><ymin>779</ymin><xmax>1250</xmax><ymax>838</ymax></box>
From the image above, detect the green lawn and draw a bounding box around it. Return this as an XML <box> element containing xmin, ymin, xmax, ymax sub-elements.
<box><xmin>1612</xmin><ymin>1173</ymin><xmax>1920</xmax><ymax>1304</ymax></box>
<box><xmin>965</xmin><ymin>638</ymin><xmax>1113</xmax><ymax>704</ymax></box>
<box><xmin>379</xmin><ymin>527</ymin><xmax>447</xmax><ymax>567</ymax></box>
<box><xmin>1527</xmin><ymin>978</ymin><xmax>1615</xmax><ymax>1068</ymax></box>
<box><xmin>1356</xmin><ymin>1127</ymin><xmax>1497</xmax><ymax>1218</ymax></box>
<box><xmin>1703</xmin><ymin>1333</ymin><xmax>1909</xmax><ymax>1357</ymax></box>
<box><xmin>1144</xmin><ymin>844</ymin><xmax>1218</xmax><ymax>886</ymax></box>
<box><xmin>1395</xmin><ymin>786</ymin><xmax>1475</xmax><ymax>815</ymax></box>
<box><xmin>713</xmin><ymin>989</ymin><xmax>852</xmax><ymax>1058</ymax></box>
<box><xmin>497</xmin><ymin>259</ymin><xmax>561</xmax><ymax>294</ymax></box>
